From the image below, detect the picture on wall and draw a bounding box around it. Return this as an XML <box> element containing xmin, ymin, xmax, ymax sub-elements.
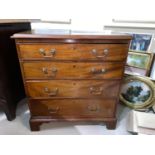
<box><xmin>129</xmin><ymin>33</ymin><xmax>153</xmax><ymax>52</ymax></box>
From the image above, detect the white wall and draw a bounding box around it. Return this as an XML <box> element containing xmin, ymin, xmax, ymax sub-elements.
<box><xmin>0</xmin><ymin>0</ymin><xmax>155</xmax><ymax>30</ymax></box>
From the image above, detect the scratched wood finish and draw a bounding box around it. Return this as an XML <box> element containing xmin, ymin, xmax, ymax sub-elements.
<box><xmin>18</xmin><ymin>44</ymin><xmax>128</xmax><ymax>61</ymax></box>
<box><xmin>26</xmin><ymin>80</ymin><xmax>121</xmax><ymax>98</ymax></box>
<box><xmin>22</xmin><ymin>62</ymin><xmax>125</xmax><ymax>79</ymax></box>
<box><xmin>29</xmin><ymin>99</ymin><xmax>116</xmax><ymax>118</ymax></box>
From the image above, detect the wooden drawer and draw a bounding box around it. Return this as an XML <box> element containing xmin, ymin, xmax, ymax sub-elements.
<box><xmin>26</xmin><ymin>80</ymin><xmax>121</xmax><ymax>98</ymax></box>
<box><xmin>29</xmin><ymin>99</ymin><xmax>116</xmax><ymax>118</ymax></box>
<box><xmin>18</xmin><ymin>44</ymin><xmax>128</xmax><ymax>61</ymax></box>
<box><xmin>22</xmin><ymin>62</ymin><xmax>125</xmax><ymax>80</ymax></box>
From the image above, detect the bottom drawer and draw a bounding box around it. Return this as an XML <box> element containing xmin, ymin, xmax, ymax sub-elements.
<box><xmin>29</xmin><ymin>99</ymin><xmax>117</xmax><ymax>118</ymax></box>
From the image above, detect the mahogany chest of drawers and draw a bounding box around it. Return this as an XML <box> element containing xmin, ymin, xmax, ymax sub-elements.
<box><xmin>12</xmin><ymin>30</ymin><xmax>131</xmax><ymax>131</ymax></box>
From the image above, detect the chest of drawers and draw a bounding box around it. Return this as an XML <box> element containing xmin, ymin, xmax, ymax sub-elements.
<box><xmin>12</xmin><ymin>30</ymin><xmax>131</xmax><ymax>131</ymax></box>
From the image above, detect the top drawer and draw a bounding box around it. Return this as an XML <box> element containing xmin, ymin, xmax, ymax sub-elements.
<box><xmin>18</xmin><ymin>44</ymin><xmax>129</xmax><ymax>61</ymax></box>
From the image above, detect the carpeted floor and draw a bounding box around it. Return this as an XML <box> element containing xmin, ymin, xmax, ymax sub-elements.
<box><xmin>0</xmin><ymin>98</ymin><xmax>131</xmax><ymax>135</ymax></box>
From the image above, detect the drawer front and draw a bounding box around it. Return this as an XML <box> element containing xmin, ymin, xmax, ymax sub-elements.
<box><xmin>22</xmin><ymin>62</ymin><xmax>125</xmax><ymax>79</ymax></box>
<box><xmin>26</xmin><ymin>80</ymin><xmax>121</xmax><ymax>98</ymax></box>
<box><xmin>18</xmin><ymin>44</ymin><xmax>128</xmax><ymax>61</ymax></box>
<box><xmin>29</xmin><ymin>99</ymin><xmax>116</xmax><ymax>118</ymax></box>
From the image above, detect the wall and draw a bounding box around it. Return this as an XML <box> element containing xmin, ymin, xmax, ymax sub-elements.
<box><xmin>0</xmin><ymin>0</ymin><xmax>155</xmax><ymax>31</ymax></box>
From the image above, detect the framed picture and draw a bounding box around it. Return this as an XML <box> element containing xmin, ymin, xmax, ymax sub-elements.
<box><xmin>125</xmin><ymin>66</ymin><xmax>149</xmax><ymax>76</ymax></box>
<box><xmin>152</xmin><ymin>104</ymin><xmax>155</xmax><ymax>113</ymax></box>
<box><xmin>125</xmin><ymin>51</ymin><xmax>154</xmax><ymax>76</ymax></box>
<box><xmin>149</xmin><ymin>54</ymin><xmax>155</xmax><ymax>79</ymax></box>
<box><xmin>129</xmin><ymin>33</ymin><xmax>153</xmax><ymax>52</ymax></box>
<box><xmin>127</xmin><ymin>52</ymin><xmax>153</xmax><ymax>69</ymax></box>
<box><xmin>120</xmin><ymin>75</ymin><xmax>155</xmax><ymax>109</ymax></box>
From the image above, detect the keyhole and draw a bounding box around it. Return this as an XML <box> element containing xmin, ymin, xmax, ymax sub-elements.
<box><xmin>73</xmin><ymin>65</ymin><xmax>76</xmax><ymax>68</ymax></box>
<box><xmin>73</xmin><ymin>83</ymin><xmax>76</xmax><ymax>85</ymax></box>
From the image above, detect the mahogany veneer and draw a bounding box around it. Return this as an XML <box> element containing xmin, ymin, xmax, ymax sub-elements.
<box><xmin>12</xmin><ymin>30</ymin><xmax>132</xmax><ymax>131</ymax></box>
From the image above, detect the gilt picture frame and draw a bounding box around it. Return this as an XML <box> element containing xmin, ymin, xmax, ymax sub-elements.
<box><xmin>125</xmin><ymin>51</ymin><xmax>154</xmax><ymax>76</ymax></box>
<box><xmin>127</xmin><ymin>51</ymin><xmax>153</xmax><ymax>69</ymax></box>
<box><xmin>120</xmin><ymin>75</ymin><xmax>155</xmax><ymax>109</ymax></box>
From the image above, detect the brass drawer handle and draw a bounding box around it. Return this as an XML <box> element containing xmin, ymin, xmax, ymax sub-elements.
<box><xmin>42</xmin><ymin>67</ymin><xmax>57</xmax><ymax>77</ymax></box>
<box><xmin>88</xmin><ymin>105</ymin><xmax>99</xmax><ymax>112</ymax></box>
<box><xmin>48</xmin><ymin>106</ymin><xmax>60</xmax><ymax>114</ymax></box>
<box><xmin>90</xmin><ymin>87</ymin><xmax>103</xmax><ymax>95</ymax></box>
<box><xmin>91</xmin><ymin>49</ymin><xmax>108</xmax><ymax>58</ymax></box>
<box><xmin>44</xmin><ymin>87</ymin><xmax>58</xmax><ymax>96</ymax></box>
<box><xmin>50</xmin><ymin>48</ymin><xmax>56</xmax><ymax>56</ymax></box>
<box><xmin>42</xmin><ymin>67</ymin><xmax>48</xmax><ymax>74</ymax></box>
<box><xmin>91</xmin><ymin>68</ymin><xmax>106</xmax><ymax>74</ymax></box>
<box><xmin>39</xmin><ymin>48</ymin><xmax>46</xmax><ymax>56</ymax></box>
<box><xmin>39</xmin><ymin>48</ymin><xmax>56</xmax><ymax>58</ymax></box>
<box><xmin>51</xmin><ymin>67</ymin><xmax>57</xmax><ymax>73</ymax></box>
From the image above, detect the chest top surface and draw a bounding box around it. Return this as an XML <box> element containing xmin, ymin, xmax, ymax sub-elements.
<box><xmin>12</xmin><ymin>29</ymin><xmax>132</xmax><ymax>40</ymax></box>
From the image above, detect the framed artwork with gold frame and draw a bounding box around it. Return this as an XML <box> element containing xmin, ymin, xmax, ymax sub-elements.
<box><xmin>120</xmin><ymin>75</ymin><xmax>155</xmax><ymax>109</ymax></box>
<box><xmin>125</xmin><ymin>51</ymin><xmax>154</xmax><ymax>76</ymax></box>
